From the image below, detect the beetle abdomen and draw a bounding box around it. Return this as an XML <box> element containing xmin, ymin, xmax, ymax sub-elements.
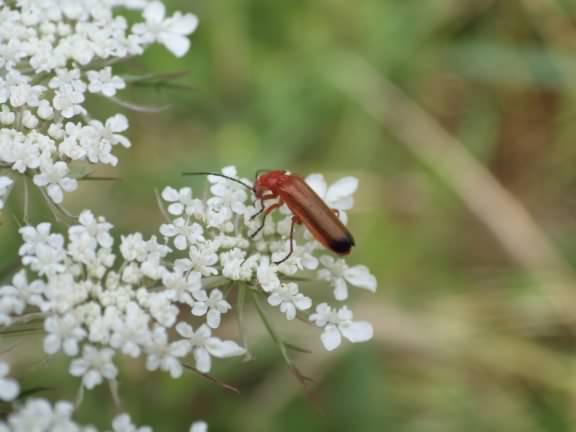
<box><xmin>277</xmin><ymin>177</ymin><xmax>355</xmax><ymax>256</ymax></box>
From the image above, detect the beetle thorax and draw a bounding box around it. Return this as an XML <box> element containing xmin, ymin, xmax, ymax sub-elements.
<box><xmin>255</xmin><ymin>170</ymin><xmax>288</xmax><ymax>197</ymax></box>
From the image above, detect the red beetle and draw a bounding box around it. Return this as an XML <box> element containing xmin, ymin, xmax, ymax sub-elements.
<box><xmin>185</xmin><ymin>170</ymin><xmax>355</xmax><ymax>264</ymax></box>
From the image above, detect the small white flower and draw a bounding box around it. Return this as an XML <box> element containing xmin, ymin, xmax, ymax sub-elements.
<box><xmin>162</xmin><ymin>270</ymin><xmax>202</xmax><ymax>305</ymax></box>
<box><xmin>220</xmin><ymin>248</ymin><xmax>256</xmax><ymax>281</ymax></box>
<box><xmin>70</xmin><ymin>210</ymin><xmax>114</xmax><ymax>249</ymax></box>
<box><xmin>109</xmin><ymin>302</ymin><xmax>151</xmax><ymax>358</ymax></box>
<box><xmin>207</xmin><ymin>166</ymin><xmax>250</xmax><ymax>217</ymax></box>
<box><xmin>175</xmin><ymin>322</ymin><xmax>245</xmax><ymax>373</ymax></box>
<box><xmin>318</xmin><ymin>256</ymin><xmax>377</xmax><ymax>301</ymax></box>
<box><xmin>69</xmin><ymin>345</ymin><xmax>118</xmax><ymax>389</ymax></box>
<box><xmin>256</xmin><ymin>257</ymin><xmax>281</xmax><ymax>292</ymax></box>
<box><xmin>160</xmin><ymin>218</ymin><xmax>204</xmax><ymax>250</ymax></box>
<box><xmin>145</xmin><ymin>326</ymin><xmax>190</xmax><ymax>378</ymax></box>
<box><xmin>190</xmin><ymin>289</ymin><xmax>231</xmax><ymax>328</ymax></box>
<box><xmin>174</xmin><ymin>245</ymin><xmax>218</xmax><ymax>276</ymax></box>
<box><xmin>133</xmin><ymin>1</ymin><xmax>199</xmax><ymax>57</ymax></box>
<box><xmin>267</xmin><ymin>282</ymin><xmax>312</xmax><ymax>320</ymax></box>
<box><xmin>44</xmin><ymin>314</ymin><xmax>87</xmax><ymax>356</ymax></box>
<box><xmin>52</xmin><ymin>84</ymin><xmax>86</xmax><ymax>118</ymax></box>
<box><xmin>162</xmin><ymin>186</ymin><xmax>203</xmax><ymax>217</ymax></box>
<box><xmin>88</xmin><ymin>114</ymin><xmax>131</xmax><ymax>148</ymax></box>
<box><xmin>120</xmin><ymin>233</ymin><xmax>148</xmax><ymax>262</ymax></box>
<box><xmin>0</xmin><ymin>362</ymin><xmax>19</xmax><ymax>402</ymax></box>
<box><xmin>310</xmin><ymin>304</ymin><xmax>373</xmax><ymax>351</ymax></box>
<box><xmin>33</xmin><ymin>160</ymin><xmax>78</xmax><ymax>203</ymax></box>
<box><xmin>87</xmin><ymin>67</ymin><xmax>126</xmax><ymax>97</ymax></box>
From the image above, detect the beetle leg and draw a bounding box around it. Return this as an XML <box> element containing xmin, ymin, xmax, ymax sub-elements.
<box><xmin>250</xmin><ymin>193</ymin><xmax>277</xmax><ymax>220</ymax></box>
<box><xmin>249</xmin><ymin>199</ymin><xmax>283</xmax><ymax>238</ymax></box>
<box><xmin>274</xmin><ymin>215</ymin><xmax>302</xmax><ymax>265</ymax></box>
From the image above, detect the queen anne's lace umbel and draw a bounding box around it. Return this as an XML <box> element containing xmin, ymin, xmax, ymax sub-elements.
<box><xmin>4</xmin><ymin>167</ymin><xmax>376</xmax><ymax>395</ymax></box>
<box><xmin>0</xmin><ymin>169</ymin><xmax>376</xmax><ymax>428</ymax></box>
<box><xmin>0</xmin><ymin>0</ymin><xmax>198</xmax><ymax>205</ymax></box>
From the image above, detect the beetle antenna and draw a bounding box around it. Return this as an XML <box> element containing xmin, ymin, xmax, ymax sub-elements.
<box><xmin>182</xmin><ymin>172</ymin><xmax>254</xmax><ymax>192</ymax></box>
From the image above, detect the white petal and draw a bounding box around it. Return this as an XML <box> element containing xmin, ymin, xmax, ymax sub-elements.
<box><xmin>144</xmin><ymin>1</ymin><xmax>165</xmax><ymax>22</ymax></box>
<box><xmin>108</xmin><ymin>114</ymin><xmax>128</xmax><ymax>132</ymax></box>
<box><xmin>340</xmin><ymin>321</ymin><xmax>373</xmax><ymax>343</ymax></box>
<box><xmin>169</xmin><ymin>14</ymin><xmax>199</xmax><ymax>35</ymax></box>
<box><xmin>191</xmin><ymin>302</ymin><xmax>208</xmax><ymax>316</ymax></box>
<box><xmin>321</xmin><ymin>325</ymin><xmax>342</xmax><ymax>351</ymax></box>
<box><xmin>267</xmin><ymin>293</ymin><xmax>282</xmax><ymax>307</ymax></box>
<box><xmin>330</xmin><ymin>196</ymin><xmax>354</xmax><ymax>211</ymax></box>
<box><xmin>305</xmin><ymin>174</ymin><xmax>327</xmax><ymax>197</ymax></box>
<box><xmin>176</xmin><ymin>322</ymin><xmax>193</xmax><ymax>338</ymax></box>
<box><xmin>43</xmin><ymin>334</ymin><xmax>61</xmax><ymax>354</ymax></box>
<box><xmin>69</xmin><ymin>360</ymin><xmax>87</xmax><ymax>376</ymax></box>
<box><xmin>47</xmin><ymin>184</ymin><xmax>63</xmax><ymax>203</ymax></box>
<box><xmin>325</xmin><ymin>177</ymin><xmax>358</xmax><ymax>203</ymax></box>
<box><xmin>160</xmin><ymin>224</ymin><xmax>176</xmax><ymax>237</ymax></box>
<box><xmin>174</xmin><ymin>235</ymin><xmax>187</xmax><ymax>250</ymax></box>
<box><xmin>206</xmin><ymin>339</ymin><xmax>245</xmax><ymax>358</ymax></box>
<box><xmin>344</xmin><ymin>266</ymin><xmax>377</xmax><ymax>292</ymax></box>
<box><xmin>206</xmin><ymin>309</ymin><xmax>221</xmax><ymax>328</ymax></box>
<box><xmin>167</xmin><ymin>203</ymin><xmax>184</xmax><ymax>216</ymax></box>
<box><xmin>334</xmin><ymin>278</ymin><xmax>349</xmax><ymax>301</ymax></box>
<box><xmin>194</xmin><ymin>348</ymin><xmax>211</xmax><ymax>373</ymax></box>
<box><xmin>294</xmin><ymin>295</ymin><xmax>312</xmax><ymax>311</ymax></box>
<box><xmin>0</xmin><ymin>379</ymin><xmax>19</xmax><ymax>401</ymax></box>
<box><xmin>282</xmin><ymin>303</ymin><xmax>296</xmax><ymax>320</ymax></box>
<box><xmin>83</xmin><ymin>370</ymin><xmax>102</xmax><ymax>389</ymax></box>
<box><xmin>159</xmin><ymin>34</ymin><xmax>190</xmax><ymax>57</ymax></box>
<box><xmin>170</xmin><ymin>340</ymin><xmax>191</xmax><ymax>357</ymax></box>
<box><xmin>162</xmin><ymin>186</ymin><xmax>179</xmax><ymax>202</ymax></box>
<box><xmin>63</xmin><ymin>338</ymin><xmax>79</xmax><ymax>356</ymax></box>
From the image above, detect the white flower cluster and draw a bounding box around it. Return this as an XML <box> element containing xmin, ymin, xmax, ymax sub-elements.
<box><xmin>0</xmin><ymin>360</ymin><xmax>207</xmax><ymax>432</ymax></box>
<box><xmin>0</xmin><ymin>167</ymin><xmax>375</xmax><ymax>405</ymax></box>
<box><xmin>0</xmin><ymin>0</ymin><xmax>198</xmax><ymax>206</ymax></box>
<box><xmin>160</xmin><ymin>166</ymin><xmax>377</xmax><ymax>351</ymax></box>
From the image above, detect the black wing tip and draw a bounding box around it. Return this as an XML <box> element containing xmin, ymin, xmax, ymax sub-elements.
<box><xmin>330</xmin><ymin>234</ymin><xmax>355</xmax><ymax>255</ymax></box>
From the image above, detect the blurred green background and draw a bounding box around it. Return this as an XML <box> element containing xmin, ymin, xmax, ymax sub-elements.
<box><xmin>6</xmin><ymin>0</ymin><xmax>576</xmax><ymax>430</ymax></box>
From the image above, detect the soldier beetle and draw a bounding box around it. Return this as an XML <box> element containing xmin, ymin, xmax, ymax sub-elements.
<box><xmin>183</xmin><ymin>170</ymin><xmax>355</xmax><ymax>264</ymax></box>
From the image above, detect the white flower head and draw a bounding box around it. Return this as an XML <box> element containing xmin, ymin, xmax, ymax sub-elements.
<box><xmin>87</xmin><ymin>67</ymin><xmax>126</xmax><ymax>97</ymax></box>
<box><xmin>134</xmin><ymin>1</ymin><xmax>199</xmax><ymax>57</ymax></box>
<box><xmin>44</xmin><ymin>314</ymin><xmax>87</xmax><ymax>356</ymax></box>
<box><xmin>145</xmin><ymin>326</ymin><xmax>190</xmax><ymax>378</ymax></box>
<box><xmin>69</xmin><ymin>345</ymin><xmax>118</xmax><ymax>389</ymax></box>
<box><xmin>310</xmin><ymin>304</ymin><xmax>373</xmax><ymax>351</ymax></box>
<box><xmin>175</xmin><ymin>322</ymin><xmax>245</xmax><ymax>373</ymax></box>
<box><xmin>267</xmin><ymin>282</ymin><xmax>312</xmax><ymax>320</ymax></box>
<box><xmin>318</xmin><ymin>256</ymin><xmax>377</xmax><ymax>301</ymax></box>
<box><xmin>161</xmin><ymin>186</ymin><xmax>203</xmax><ymax>217</ymax></box>
<box><xmin>33</xmin><ymin>160</ymin><xmax>78</xmax><ymax>204</ymax></box>
<box><xmin>190</xmin><ymin>288</ymin><xmax>231</xmax><ymax>328</ymax></box>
